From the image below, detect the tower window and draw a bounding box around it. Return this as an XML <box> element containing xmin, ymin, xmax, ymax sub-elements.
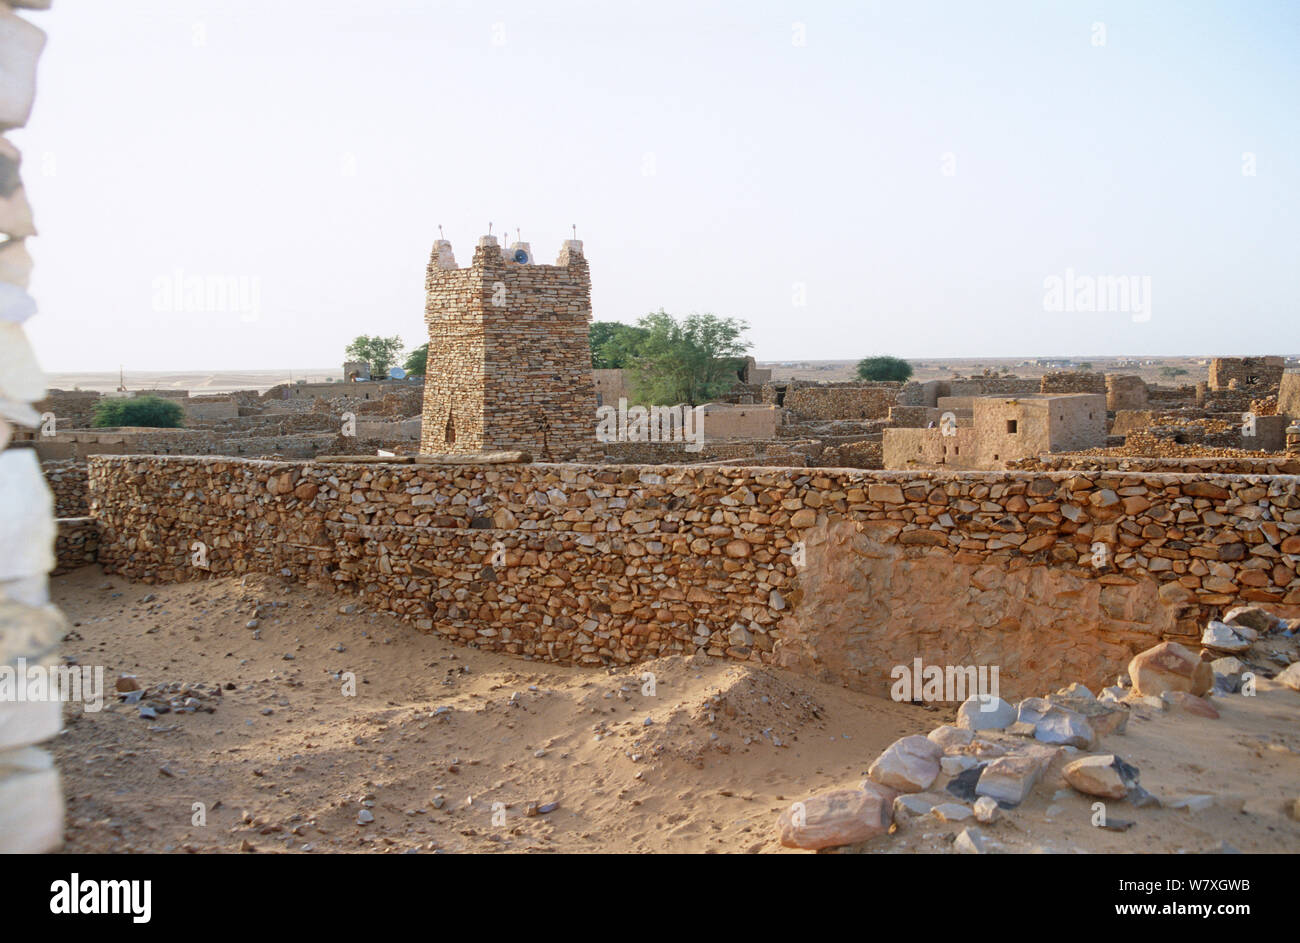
<box><xmin>1006</xmin><ymin>420</ymin><xmax>1017</xmax><ymax>434</ymax></box>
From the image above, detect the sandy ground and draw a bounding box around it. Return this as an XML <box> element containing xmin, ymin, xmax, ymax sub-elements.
<box><xmin>48</xmin><ymin>565</ymin><xmax>1300</xmax><ymax>854</ymax></box>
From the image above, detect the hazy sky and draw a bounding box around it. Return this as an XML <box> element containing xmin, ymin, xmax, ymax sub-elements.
<box><xmin>16</xmin><ymin>0</ymin><xmax>1300</xmax><ymax>371</ymax></box>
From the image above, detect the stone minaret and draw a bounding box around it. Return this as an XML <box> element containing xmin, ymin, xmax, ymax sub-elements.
<box><xmin>420</xmin><ymin>233</ymin><xmax>598</xmax><ymax>461</ymax></box>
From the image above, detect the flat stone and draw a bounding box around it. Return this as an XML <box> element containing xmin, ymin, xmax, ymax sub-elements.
<box><xmin>1274</xmin><ymin>662</ymin><xmax>1300</xmax><ymax>692</ymax></box>
<box><xmin>1202</xmin><ymin>621</ymin><xmax>1251</xmax><ymax>654</ymax></box>
<box><xmin>940</xmin><ymin>755</ymin><xmax>979</xmax><ymax>776</ymax></box>
<box><xmin>931</xmin><ymin>802</ymin><xmax>973</xmax><ymax>822</ymax></box>
<box><xmin>1161</xmin><ymin>691</ymin><xmax>1220</xmax><ymax>718</ymax></box>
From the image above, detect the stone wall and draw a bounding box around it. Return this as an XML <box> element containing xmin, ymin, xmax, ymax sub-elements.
<box><xmin>420</xmin><ymin>237</ymin><xmax>598</xmax><ymax>461</ymax></box>
<box><xmin>1208</xmin><ymin>356</ymin><xmax>1285</xmax><ymax>391</ymax></box>
<box><xmin>1040</xmin><ymin>371</ymin><xmax>1106</xmax><ymax>395</ymax></box>
<box><xmin>1106</xmin><ymin>374</ymin><xmax>1148</xmax><ymax>411</ymax></box>
<box><xmin>52</xmin><ymin>517</ymin><xmax>98</xmax><ymax>576</ymax></box>
<box><xmin>1278</xmin><ymin>371</ymin><xmax>1300</xmax><ymax>421</ymax></box>
<box><xmin>41</xmin><ymin>459</ymin><xmax>88</xmax><ymax>516</ymax></box>
<box><xmin>88</xmin><ymin>455</ymin><xmax>1300</xmax><ymax>697</ymax></box>
<box><xmin>784</xmin><ymin>386</ymin><xmax>898</xmax><ymax>421</ymax></box>
<box><xmin>1008</xmin><ymin>453</ymin><xmax>1300</xmax><ymax>475</ymax></box>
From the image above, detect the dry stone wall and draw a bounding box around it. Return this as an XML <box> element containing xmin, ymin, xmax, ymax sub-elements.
<box><xmin>41</xmin><ymin>459</ymin><xmax>88</xmax><ymax>516</ymax></box>
<box><xmin>784</xmin><ymin>387</ymin><xmax>898</xmax><ymax>421</ymax></box>
<box><xmin>1039</xmin><ymin>372</ymin><xmax>1106</xmax><ymax>395</ymax></box>
<box><xmin>89</xmin><ymin>456</ymin><xmax>1300</xmax><ymax>696</ymax></box>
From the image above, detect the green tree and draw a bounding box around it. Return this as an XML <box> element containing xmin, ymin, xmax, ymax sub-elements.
<box><xmin>1078</xmin><ymin>362</ymin><xmax>1094</xmax><ymax>371</ymax></box>
<box><xmin>345</xmin><ymin>335</ymin><xmax>404</xmax><ymax>378</ymax></box>
<box><xmin>626</xmin><ymin>310</ymin><xmax>751</xmax><ymax>405</ymax></box>
<box><xmin>1159</xmin><ymin>366</ymin><xmax>1189</xmax><ymax>379</ymax></box>
<box><xmin>856</xmin><ymin>356</ymin><xmax>913</xmax><ymax>382</ymax></box>
<box><xmin>92</xmin><ymin>395</ymin><xmax>184</xmax><ymax>428</ymax></box>
<box><xmin>589</xmin><ymin>321</ymin><xmax>650</xmax><ymax>369</ymax></box>
<box><xmin>403</xmin><ymin>343</ymin><xmax>428</xmax><ymax>377</ymax></box>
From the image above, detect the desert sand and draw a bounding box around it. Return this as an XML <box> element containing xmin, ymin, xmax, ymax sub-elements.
<box><xmin>48</xmin><ymin>566</ymin><xmax>1300</xmax><ymax>854</ymax></box>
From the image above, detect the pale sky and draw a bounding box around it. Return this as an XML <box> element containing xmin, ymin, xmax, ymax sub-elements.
<box><xmin>15</xmin><ymin>0</ymin><xmax>1300</xmax><ymax>371</ymax></box>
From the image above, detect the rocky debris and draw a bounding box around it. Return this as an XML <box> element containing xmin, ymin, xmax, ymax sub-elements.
<box><xmin>953</xmin><ymin>826</ymin><xmax>993</xmax><ymax>854</ymax></box>
<box><xmin>1222</xmin><ymin>605</ymin><xmax>1282</xmax><ymax>635</ymax></box>
<box><xmin>1015</xmin><ymin>697</ymin><xmax>1095</xmax><ymax>748</ymax></box>
<box><xmin>1211</xmin><ymin>656</ymin><xmax>1248</xmax><ymax>694</ymax></box>
<box><xmin>1128</xmin><ymin>641</ymin><xmax>1213</xmax><ymax>698</ymax></box>
<box><xmin>956</xmin><ymin>695</ymin><xmax>1015</xmax><ymax>732</ymax></box>
<box><xmin>777</xmin><ymin>783</ymin><xmax>897</xmax><ymax>850</ymax></box>
<box><xmin>927</xmin><ymin>724</ymin><xmax>973</xmax><ymax>751</ymax></box>
<box><xmin>973</xmin><ymin>796</ymin><xmax>999</xmax><ymax>823</ymax></box>
<box><xmin>119</xmin><ymin>680</ymin><xmax>220</xmax><ymax>717</ymax></box>
<box><xmin>931</xmin><ymin>802</ymin><xmax>973</xmax><ymax>822</ymax></box>
<box><xmin>1202</xmin><ymin>621</ymin><xmax>1252</xmax><ymax>654</ymax></box>
<box><xmin>1275</xmin><ymin>663</ymin><xmax>1300</xmax><ymax>692</ymax></box>
<box><xmin>1063</xmin><ymin>754</ymin><xmax>1141</xmax><ymax>799</ymax></box>
<box><xmin>975</xmin><ymin>750</ymin><xmax>1055</xmax><ymax>807</ymax></box>
<box><xmin>893</xmin><ymin>793</ymin><xmax>943</xmax><ymax>817</ymax></box>
<box><xmin>867</xmin><ymin>735</ymin><xmax>942</xmax><ymax>792</ymax></box>
<box><xmin>1161</xmin><ymin>691</ymin><xmax>1220</xmax><ymax>718</ymax></box>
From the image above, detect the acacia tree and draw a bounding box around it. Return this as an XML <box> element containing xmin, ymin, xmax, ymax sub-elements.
<box><xmin>345</xmin><ymin>335</ymin><xmax>404</xmax><ymax>378</ymax></box>
<box><xmin>626</xmin><ymin>310</ymin><xmax>751</xmax><ymax>405</ymax></box>
<box><xmin>856</xmin><ymin>355</ymin><xmax>913</xmax><ymax>382</ymax></box>
<box><xmin>403</xmin><ymin>343</ymin><xmax>428</xmax><ymax>377</ymax></box>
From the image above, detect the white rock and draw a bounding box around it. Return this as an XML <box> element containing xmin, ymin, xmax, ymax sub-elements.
<box><xmin>927</xmin><ymin>724</ymin><xmax>973</xmax><ymax>751</ymax></box>
<box><xmin>0</xmin><ymin>697</ymin><xmax>61</xmax><ymax>753</ymax></box>
<box><xmin>956</xmin><ymin>695</ymin><xmax>1015</xmax><ymax>731</ymax></box>
<box><xmin>1168</xmin><ymin>794</ymin><xmax>1214</xmax><ymax>813</ymax></box>
<box><xmin>940</xmin><ymin>755</ymin><xmax>979</xmax><ymax>776</ymax></box>
<box><xmin>931</xmin><ymin>802</ymin><xmax>973</xmax><ymax>822</ymax></box>
<box><xmin>1202</xmin><ymin>621</ymin><xmax>1251</xmax><ymax>654</ymax></box>
<box><xmin>953</xmin><ymin>825</ymin><xmax>992</xmax><ymax>854</ymax></box>
<box><xmin>867</xmin><ymin>735</ymin><xmax>942</xmax><ymax>793</ymax></box>
<box><xmin>1275</xmin><ymin>662</ymin><xmax>1300</xmax><ymax>692</ymax></box>
<box><xmin>973</xmin><ymin>796</ymin><xmax>1000</xmax><ymax>823</ymax></box>
<box><xmin>976</xmin><ymin>753</ymin><xmax>1049</xmax><ymax>806</ymax></box>
<box><xmin>0</xmin><ymin>12</ymin><xmax>47</xmax><ymax>132</ymax></box>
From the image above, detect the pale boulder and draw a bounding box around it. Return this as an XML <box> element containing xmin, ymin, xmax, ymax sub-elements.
<box><xmin>1128</xmin><ymin>641</ymin><xmax>1212</xmax><ymax>697</ymax></box>
<box><xmin>868</xmin><ymin>734</ymin><xmax>943</xmax><ymax>792</ymax></box>
<box><xmin>776</xmin><ymin>783</ymin><xmax>896</xmax><ymax>850</ymax></box>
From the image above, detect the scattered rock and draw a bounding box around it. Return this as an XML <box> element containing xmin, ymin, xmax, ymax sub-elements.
<box><xmin>357</xmin><ymin>809</ymin><xmax>374</xmax><ymax>825</ymax></box>
<box><xmin>1062</xmin><ymin>754</ymin><xmax>1140</xmax><ymax>799</ymax></box>
<box><xmin>975</xmin><ymin>753</ymin><xmax>1049</xmax><ymax>806</ymax></box>
<box><xmin>1161</xmin><ymin>691</ymin><xmax>1220</xmax><ymax>719</ymax></box>
<box><xmin>955</xmin><ymin>695</ymin><xmax>1015</xmax><ymax>731</ymax></box>
<box><xmin>927</xmin><ymin>725</ymin><xmax>973</xmax><ymax>751</ymax></box>
<box><xmin>1275</xmin><ymin>663</ymin><xmax>1300</xmax><ymax>692</ymax></box>
<box><xmin>776</xmin><ymin>783</ymin><xmax>897</xmax><ymax>850</ymax></box>
<box><xmin>953</xmin><ymin>826</ymin><xmax>992</xmax><ymax>854</ymax></box>
<box><xmin>1128</xmin><ymin>641</ymin><xmax>1213</xmax><ymax>697</ymax></box>
<box><xmin>867</xmin><ymin>735</ymin><xmax>942</xmax><ymax>793</ymax></box>
<box><xmin>1222</xmin><ymin>605</ymin><xmax>1280</xmax><ymax>635</ymax></box>
<box><xmin>973</xmin><ymin>796</ymin><xmax>999</xmax><ymax>823</ymax></box>
<box><xmin>1202</xmin><ymin>621</ymin><xmax>1251</xmax><ymax>655</ymax></box>
<box><xmin>931</xmin><ymin>802</ymin><xmax>973</xmax><ymax>822</ymax></box>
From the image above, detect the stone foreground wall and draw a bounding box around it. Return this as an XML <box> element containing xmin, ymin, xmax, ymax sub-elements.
<box><xmin>1009</xmin><ymin>454</ymin><xmax>1300</xmax><ymax>475</ymax></box>
<box><xmin>89</xmin><ymin>456</ymin><xmax>1300</xmax><ymax>696</ymax></box>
